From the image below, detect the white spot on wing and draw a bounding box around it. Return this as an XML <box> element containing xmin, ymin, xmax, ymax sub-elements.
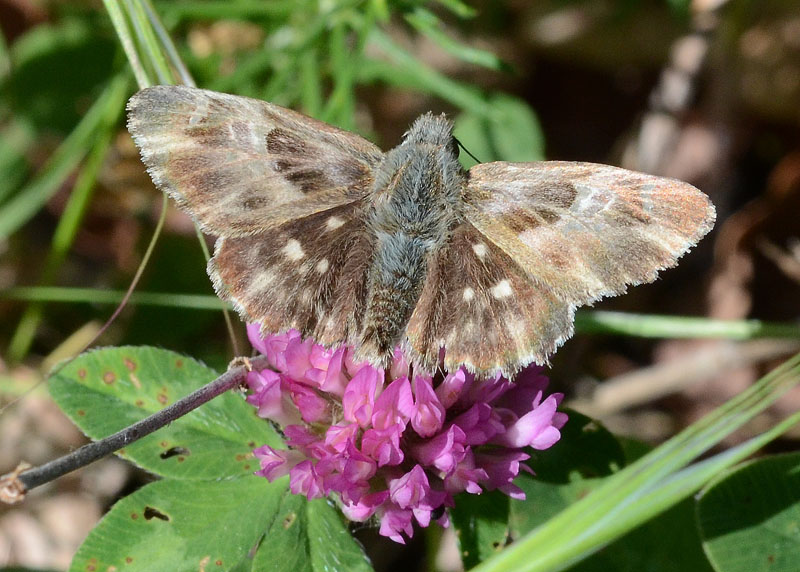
<box><xmin>326</xmin><ymin>216</ymin><xmax>345</xmax><ymax>231</ymax></box>
<box><xmin>491</xmin><ymin>279</ymin><xmax>513</xmax><ymax>299</ymax></box>
<box><xmin>571</xmin><ymin>184</ymin><xmax>611</xmax><ymax>216</ymax></box>
<box><xmin>247</xmin><ymin>270</ymin><xmax>276</xmax><ymax>296</ymax></box>
<box><xmin>472</xmin><ymin>243</ymin><xmax>487</xmax><ymax>258</ymax></box>
<box><xmin>282</xmin><ymin>239</ymin><xmax>305</xmax><ymax>261</ymax></box>
<box><xmin>518</xmin><ymin>229</ymin><xmax>536</xmax><ymax>244</ymax></box>
<box><xmin>462</xmin><ymin>287</ymin><xmax>475</xmax><ymax>302</ymax></box>
<box><xmin>315</xmin><ymin>258</ymin><xmax>329</xmax><ymax>273</ymax></box>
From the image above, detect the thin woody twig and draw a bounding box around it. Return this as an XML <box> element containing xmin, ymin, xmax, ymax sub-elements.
<box><xmin>0</xmin><ymin>356</ymin><xmax>269</xmax><ymax>504</ymax></box>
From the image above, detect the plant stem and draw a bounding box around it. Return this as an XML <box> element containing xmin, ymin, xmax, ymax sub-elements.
<box><xmin>1</xmin><ymin>357</ymin><xmax>268</xmax><ymax>502</ymax></box>
<box><xmin>575</xmin><ymin>310</ymin><xmax>800</xmax><ymax>340</ymax></box>
<box><xmin>0</xmin><ymin>287</ymin><xmax>225</xmax><ymax>310</ymax></box>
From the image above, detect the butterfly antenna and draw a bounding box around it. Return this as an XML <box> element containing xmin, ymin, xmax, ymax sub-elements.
<box><xmin>454</xmin><ymin>137</ymin><xmax>482</xmax><ymax>164</ymax></box>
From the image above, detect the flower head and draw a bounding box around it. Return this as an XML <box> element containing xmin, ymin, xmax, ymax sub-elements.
<box><xmin>246</xmin><ymin>324</ymin><xmax>566</xmax><ymax>543</ymax></box>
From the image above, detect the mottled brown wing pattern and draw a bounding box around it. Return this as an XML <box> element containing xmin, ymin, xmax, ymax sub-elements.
<box><xmin>464</xmin><ymin>161</ymin><xmax>716</xmax><ymax>305</ymax></box>
<box><xmin>406</xmin><ymin>222</ymin><xmax>573</xmax><ymax>376</ymax></box>
<box><xmin>127</xmin><ymin>85</ymin><xmax>384</xmax><ymax>235</ymax></box>
<box><xmin>211</xmin><ymin>202</ymin><xmax>374</xmax><ymax>345</ymax></box>
<box><xmin>128</xmin><ymin>85</ymin><xmax>716</xmax><ymax>378</ymax></box>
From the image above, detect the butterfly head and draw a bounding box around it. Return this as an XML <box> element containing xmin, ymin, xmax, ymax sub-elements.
<box><xmin>402</xmin><ymin>113</ymin><xmax>457</xmax><ymax>153</ymax></box>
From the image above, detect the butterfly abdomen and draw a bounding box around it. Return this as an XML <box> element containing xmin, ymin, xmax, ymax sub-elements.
<box><xmin>360</xmin><ymin>231</ymin><xmax>429</xmax><ymax>359</ymax></box>
<box><xmin>358</xmin><ymin>114</ymin><xmax>466</xmax><ymax>363</ymax></box>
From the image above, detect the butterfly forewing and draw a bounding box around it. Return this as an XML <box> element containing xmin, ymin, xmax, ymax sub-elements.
<box><xmin>126</xmin><ymin>86</ymin><xmax>384</xmax><ymax>235</ymax></box>
<box><xmin>464</xmin><ymin>161</ymin><xmax>716</xmax><ymax>305</ymax></box>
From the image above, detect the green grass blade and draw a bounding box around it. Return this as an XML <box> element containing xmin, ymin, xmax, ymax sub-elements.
<box><xmin>474</xmin><ymin>352</ymin><xmax>800</xmax><ymax>572</ymax></box>
<box><xmin>299</xmin><ymin>45</ymin><xmax>322</xmax><ymax>116</ymax></box>
<box><xmin>575</xmin><ymin>310</ymin><xmax>800</xmax><ymax>340</ymax></box>
<box><xmin>1</xmin><ymin>287</ymin><xmax>226</xmax><ymax>311</ymax></box>
<box><xmin>0</xmin><ymin>120</ymin><xmax>36</xmax><ymax>204</ymax></box>
<box><xmin>104</xmin><ymin>0</ymin><xmax>152</xmax><ymax>88</ymax></box>
<box><xmin>404</xmin><ymin>7</ymin><xmax>509</xmax><ymax>71</ymax></box>
<box><xmin>124</xmin><ymin>0</ymin><xmax>173</xmax><ymax>85</ymax></box>
<box><xmin>154</xmin><ymin>0</ymin><xmax>294</xmax><ymax>21</ymax></box>
<box><xmin>364</xmin><ymin>28</ymin><xmax>489</xmax><ymax>116</ymax></box>
<box><xmin>106</xmin><ymin>0</ymin><xmax>193</xmax><ymax>89</ymax></box>
<box><xmin>7</xmin><ymin>78</ymin><xmax>128</xmax><ymax>362</ymax></box>
<box><xmin>210</xmin><ymin>48</ymin><xmax>278</xmax><ymax>94</ymax></box>
<box><xmin>323</xmin><ymin>22</ymin><xmax>356</xmax><ymax>128</ymax></box>
<box><xmin>0</xmin><ymin>73</ymin><xmax>130</xmax><ymax>239</ymax></box>
<box><xmin>0</xmin><ymin>25</ymin><xmax>10</xmax><ymax>81</ymax></box>
<box><xmin>142</xmin><ymin>0</ymin><xmax>194</xmax><ymax>86</ymax></box>
<box><xmin>432</xmin><ymin>0</ymin><xmax>476</xmax><ymax>18</ymax></box>
<box><xmin>514</xmin><ymin>408</ymin><xmax>800</xmax><ymax>572</ymax></box>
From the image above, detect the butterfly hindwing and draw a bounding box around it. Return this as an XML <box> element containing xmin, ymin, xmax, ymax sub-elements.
<box><xmin>211</xmin><ymin>202</ymin><xmax>374</xmax><ymax>345</ymax></box>
<box><xmin>406</xmin><ymin>222</ymin><xmax>573</xmax><ymax>376</ymax></box>
<box><xmin>127</xmin><ymin>85</ymin><xmax>384</xmax><ymax>235</ymax></box>
<box><xmin>464</xmin><ymin>161</ymin><xmax>716</xmax><ymax>305</ymax></box>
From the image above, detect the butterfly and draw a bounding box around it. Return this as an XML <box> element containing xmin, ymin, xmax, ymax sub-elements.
<box><xmin>127</xmin><ymin>85</ymin><xmax>715</xmax><ymax>378</ymax></box>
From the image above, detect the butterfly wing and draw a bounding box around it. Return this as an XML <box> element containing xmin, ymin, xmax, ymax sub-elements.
<box><xmin>463</xmin><ymin>161</ymin><xmax>715</xmax><ymax>303</ymax></box>
<box><xmin>127</xmin><ymin>85</ymin><xmax>384</xmax><ymax>235</ymax></box>
<box><xmin>212</xmin><ymin>202</ymin><xmax>374</xmax><ymax>345</ymax></box>
<box><xmin>407</xmin><ymin>161</ymin><xmax>715</xmax><ymax>376</ymax></box>
<box><xmin>127</xmin><ymin>86</ymin><xmax>384</xmax><ymax>342</ymax></box>
<box><xmin>405</xmin><ymin>222</ymin><xmax>572</xmax><ymax>377</ymax></box>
